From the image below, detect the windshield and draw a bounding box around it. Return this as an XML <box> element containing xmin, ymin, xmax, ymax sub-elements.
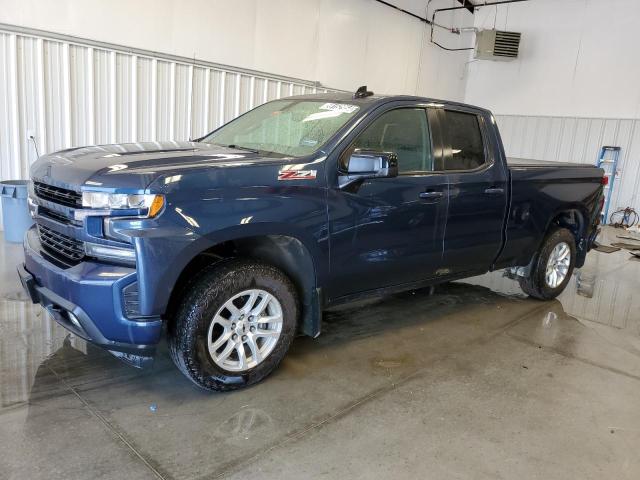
<box><xmin>201</xmin><ymin>100</ymin><xmax>360</xmax><ymax>157</ymax></box>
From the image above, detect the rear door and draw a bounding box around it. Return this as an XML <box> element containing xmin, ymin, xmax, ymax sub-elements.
<box><xmin>437</xmin><ymin>107</ymin><xmax>508</xmax><ymax>275</ymax></box>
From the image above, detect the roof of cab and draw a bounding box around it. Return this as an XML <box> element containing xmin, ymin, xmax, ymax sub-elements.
<box><xmin>283</xmin><ymin>91</ymin><xmax>493</xmax><ymax>115</ymax></box>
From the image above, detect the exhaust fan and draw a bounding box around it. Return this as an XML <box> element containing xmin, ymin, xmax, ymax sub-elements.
<box><xmin>475</xmin><ymin>29</ymin><xmax>521</xmax><ymax>61</ymax></box>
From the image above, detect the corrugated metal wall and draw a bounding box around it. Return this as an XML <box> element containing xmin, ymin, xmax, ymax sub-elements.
<box><xmin>496</xmin><ymin>114</ymin><xmax>640</xmax><ymax>215</ymax></box>
<box><xmin>0</xmin><ymin>26</ymin><xmax>333</xmax><ymax>185</ymax></box>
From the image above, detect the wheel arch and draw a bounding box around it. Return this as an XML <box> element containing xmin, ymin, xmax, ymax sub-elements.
<box><xmin>546</xmin><ymin>207</ymin><xmax>588</xmax><ymax>267</ymax></box>
<box><xmin>165</xmin><ymin>233</ymin><xmax>322</xmax><ymax>338</ymax></box>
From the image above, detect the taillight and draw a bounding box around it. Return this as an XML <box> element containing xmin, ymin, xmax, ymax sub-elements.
<box><xmin>601</xmin><ymin>175</ymin><xmax>609</xmax><ymax>186</ymax></box>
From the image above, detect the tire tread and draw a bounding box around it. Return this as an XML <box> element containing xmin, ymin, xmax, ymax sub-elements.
<box><xmin>167</xmin><ymin>258</ymin><xmax>298</xmax><ymax>391</ymax></box>
<box><xmin>518</xmin><ymin>227</ymin><xmax>576</xmax><ymax>300</ymax></box>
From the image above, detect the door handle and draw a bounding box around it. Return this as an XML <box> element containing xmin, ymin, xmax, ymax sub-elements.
<box><xmin>419</xmin><ymin>191</ymin><xmax>444</xmax><ymax>201</ymax></box>
<box><xmin>484</xmin><ymin>187</ymin><xmax>505</xmax><ymax>195</ymax></box>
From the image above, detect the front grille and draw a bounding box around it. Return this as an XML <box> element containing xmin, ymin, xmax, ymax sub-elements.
<box><xmin>40</xmin><ymin>206</ymin><xmax>73</xmax><ymax>224</ymax></box>
<box><xmin>37</xmin><ymin>225</ymin><xmax>85</xmax><ymax>264</ymax></box>
<box><xmin>34</xmin><ymin>181</ymin><xmax>82</xmax><ymax>208</ymax></box>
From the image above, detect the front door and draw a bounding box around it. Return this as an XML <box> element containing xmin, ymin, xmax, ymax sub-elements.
<box><xmin>327</xmin><ymin>106</ymin><xmax>448</xmax><ymax>300</ymax></box>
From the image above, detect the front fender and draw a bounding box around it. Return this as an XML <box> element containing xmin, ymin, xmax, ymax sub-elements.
<box><xmin>135</xmin><ymin>188</ymin><xmax>330</xmax><ymax>319</ymax></box>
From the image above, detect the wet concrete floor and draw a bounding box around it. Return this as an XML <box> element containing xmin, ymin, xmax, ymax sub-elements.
<box><xmin>1</xmin><ymin>227</ymin><xmax>639</xmax><ymax>479</ymax></box>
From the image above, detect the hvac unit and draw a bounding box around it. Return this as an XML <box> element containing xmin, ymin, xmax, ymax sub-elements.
<box><xmin>475</xmin><ymin>29</ymin><xmax>521</xmax><ymax>61</ymax></box>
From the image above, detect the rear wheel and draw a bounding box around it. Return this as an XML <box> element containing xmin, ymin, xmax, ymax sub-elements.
<box><xmin>518</xmin><ymin>227</ymin><xmax>576</xmax><ymax>300</ymax></box>
<box><xmin>168</xmin><ymin>259</ymin><xmax>299</xmax><ymax>391</ymax></box>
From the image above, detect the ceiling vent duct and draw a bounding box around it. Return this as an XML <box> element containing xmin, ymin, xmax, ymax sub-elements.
<box><xmin>475</xmin><ymin>29</ymin><xmax>521</xmax><ymax>61</ymax></box>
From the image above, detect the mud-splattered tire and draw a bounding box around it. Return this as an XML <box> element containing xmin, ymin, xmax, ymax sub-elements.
<box><xmin>518</xmin><ymin>227</ymin><xmax>576</xmax><ymax>300</ymax></box>
<box><xmin>168</xmin><ymin>259</ymin><xmax>299</xmax><ymax>391</ymax></box>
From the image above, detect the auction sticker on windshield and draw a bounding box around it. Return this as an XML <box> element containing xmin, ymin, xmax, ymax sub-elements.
<box><xmin>319</xmin><ymin>103</ymin><xmax>359</xmax><ymax>114</ymax></box>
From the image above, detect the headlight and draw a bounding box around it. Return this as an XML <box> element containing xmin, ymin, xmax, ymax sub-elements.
<box><xmin>81</xmin><ymin>192</ymin><xmax>164</xmax><ymax>217</ymax></box>
<box><xmin>82</xmin><ymin>192</ymin><xmax>152</xmax><ymax>209</ymax></box>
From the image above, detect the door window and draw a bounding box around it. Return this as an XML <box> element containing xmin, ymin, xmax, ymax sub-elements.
<box><xmin>440</xmin><ymin>110</ymin><xmax>486</xmax><ymax>171</ymax></box>
<box><xmin>349</xmin><ymin>108</ymin><xmax>432</xmax><ymax>174</ymax></box>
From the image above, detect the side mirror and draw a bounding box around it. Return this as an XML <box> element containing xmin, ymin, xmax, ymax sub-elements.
<box><xmin>340</xmin><ymin>150</ymin><xmax>398</xmax><ymax>187</ymax></box>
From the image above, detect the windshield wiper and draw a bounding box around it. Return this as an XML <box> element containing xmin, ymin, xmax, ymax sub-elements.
<box><xmin>224</xmin><ymin>144</ymin><xmax>260</xmax><ymax>154</ymax></box>
<box><xmin>212</xmin><ymin>142</ymin><xmax>281</xmax><ymax>157</ymax></box>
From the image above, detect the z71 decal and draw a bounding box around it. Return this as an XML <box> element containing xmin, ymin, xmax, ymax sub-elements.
<box><xmin>278</xmin><ymin>169</ymin><xmax>317</xmax><ymax>181</ymax></box>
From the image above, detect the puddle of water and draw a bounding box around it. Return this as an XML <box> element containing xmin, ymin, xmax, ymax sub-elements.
<box><xmin>575</xmin><ymin>271</ymin><xmax>596</xmax><ymax>298</ymax></box>
<box><xmin>543</xmin><ymin>311</ymin><xmax>558</xmax><ymax>328</ymax></box>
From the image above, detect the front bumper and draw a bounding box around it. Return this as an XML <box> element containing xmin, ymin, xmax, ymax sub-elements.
<box><xmin>19</xmin><ymin>226</ymin><xmax>162</xmax><ymax>363</ymax></box>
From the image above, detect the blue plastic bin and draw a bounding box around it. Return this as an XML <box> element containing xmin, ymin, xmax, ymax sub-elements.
<box><xmin>1</xmin><ymin>180</ymin><xmax>34</xmax><ymax>243</ymax></box>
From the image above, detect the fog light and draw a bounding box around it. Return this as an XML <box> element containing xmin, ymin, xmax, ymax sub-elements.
<box><xmin>85</xmin><ymin>242</ymin><xmax>136</xmax><ymax>264</ymax></box>
<box><xmin>122</xmin><ymin>282</ymin><xmax>141</xmax><ymax>318</ymax></box>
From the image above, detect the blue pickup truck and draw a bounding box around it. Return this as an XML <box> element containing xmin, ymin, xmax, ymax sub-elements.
<box><xmin>18</xmin><ymin>87</ymin><xmax>605</xmax><ymax>391</ymax></box>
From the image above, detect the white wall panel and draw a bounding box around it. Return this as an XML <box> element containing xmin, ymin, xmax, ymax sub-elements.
<box><xmin>15</xmin><ymin>36</ymin><xmax>40</xmax><ymax>179</ymax></box>
<box><xmin>466</xmin><ymin>0</ymin><xmax>640</xmax><ymax>118</ymax></box>
<box><xmin>1</xmin><ymin>1</ymin><xmax>476</xmax><ymax>97</ymax></box>
<box><xmin>69</xmin><ymin>45</ymin><xmax>91</xmax><ymax>146</ymax></box>
<box><xmin>115</xmin><ymin>52</ymin><xmax>133</xmax><ymax>143</ymax></box>
<box><xmin>135</xmin><ymin>57</ymin><xmax>153</xmax><ymax>142</ymax></box>
<box><xmin>0</xmin><ymin>27</ymin><xmax>332</xmax><ymax>184</ymax></box>
<box><xmin>497</xmin><ymin>114</ymin><xmax>640</xmax><ymax>215</ymax></box>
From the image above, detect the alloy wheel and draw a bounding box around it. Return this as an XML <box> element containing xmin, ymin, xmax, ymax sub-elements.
<box><xmin>545</xmin><ymin>241</ymin><xmax>571</xmax><ymax>288</ymax></box>
<box><xmin>207</xmin><ymin>289</ymin><xmax>283</xmax><ymax>372</ymax></box>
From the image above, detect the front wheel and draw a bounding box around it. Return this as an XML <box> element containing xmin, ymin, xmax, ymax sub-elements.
<box><xmin>168</xmin><ymin>259</ymin><xmax>299</xmax><ymax>391</ymax></box>
<box><xmin>518</xmin><ymin>227</ymin><xmax>576</xmax><ymax>300</ymax></box>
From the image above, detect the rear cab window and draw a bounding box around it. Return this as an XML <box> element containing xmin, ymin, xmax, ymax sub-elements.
<box><xmin>438</xmin><ymin>110</ymin><xmax>486</xmax><ymax>171</ymax></box>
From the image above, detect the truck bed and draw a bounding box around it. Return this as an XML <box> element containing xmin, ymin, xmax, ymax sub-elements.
<box><xmin>507</xmin><ymin>157</ymin><xmax>597</xmax><ymax>169</ymax></box>
<box><xmin>497</xmin><ymin>156</ymin><xmax>604</xmax><ymax>271</ymax></box>
<box><xmin>507</xmin><ymin>156</ymin><xmax>603</xmax><ymax>182</ymax></box>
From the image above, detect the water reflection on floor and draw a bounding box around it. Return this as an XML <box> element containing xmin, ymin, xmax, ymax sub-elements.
<box><xmin>2</xmin><ymin>227</ymin><xmax>640</xmax><ymax>479</ymax></box>
<box><xmin>463</xmin><ymin>226</ymin><xmax>640</xmax><ymax>336</ymax></box>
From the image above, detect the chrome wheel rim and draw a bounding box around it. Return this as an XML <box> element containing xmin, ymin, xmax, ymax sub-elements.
<box><xmin>545</xmin><ymin>242</ymin><xmax>571</xmax><ymax>288</ymax></box>
<box><xmin>207</xmin><ymin>289</ymin><xmax>283</xmax><ymax>372</ymax></box>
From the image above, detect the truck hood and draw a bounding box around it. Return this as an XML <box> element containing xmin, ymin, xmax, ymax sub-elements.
<box><xmin>30</xmin><ymin>141</ymin><xmax>284</xmax><ymax>191</ymax></box>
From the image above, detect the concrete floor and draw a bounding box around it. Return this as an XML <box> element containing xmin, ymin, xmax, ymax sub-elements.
<box><xmin>1</xmin><ymin>227</ymin><xmax>640</xmax><ymax>479</ymax></box>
